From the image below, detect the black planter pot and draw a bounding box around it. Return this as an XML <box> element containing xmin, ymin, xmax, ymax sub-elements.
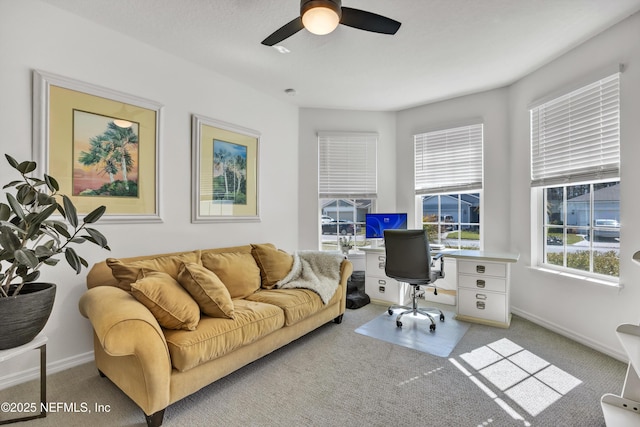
<box><xmin>0</xmin><ymin>283</ymin><xmax>56</xmax><ymax>350</ymax></box>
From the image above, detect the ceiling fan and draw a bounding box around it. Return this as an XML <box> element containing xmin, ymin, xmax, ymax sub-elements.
<box><xmin>261</xmin><ymin>0</ymin><xmax>401</xmax><ymax>46</ymax></box>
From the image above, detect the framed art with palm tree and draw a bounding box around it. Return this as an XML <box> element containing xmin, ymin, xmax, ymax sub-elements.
<box><xmin>33</xmin><ymin>70</ymin><xmax>163</xmax><ymax>223</ymax></box>
<box><xmin>191</xmin><ymin>114</ymin><xmax>260</xmax><ymax>223</ymax></box>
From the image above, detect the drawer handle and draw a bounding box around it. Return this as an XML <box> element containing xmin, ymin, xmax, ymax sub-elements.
<box><xmin>476</xmin><ymin>280</ymin><xmax>485</xmax><ymax>288</ymax></box>
<box><xmin>378</xmin><ymin>262</ymin><xmax>385</xmax><ymax>269</ymax></box>
<box><xmin>476</xmin><ymin>301</ymin><xmax>486</xmax><ymax>310</ymax></box>
<box><xmin>378</xmin><ymin>256</ymin><xmax>385</xmax><ymax>261</ymax></box>
<box><xmin>476</xmin><ymin>294</ymin><xmax>487</xmax><ymax>300</ymax></box>
<box><xmin>378</xmin><ymin>279</ymin><xmax>386</xmax><ymax>285</ymax></box>
<box><xmin>476</xmin><ymin>265</ymin><xmax>486</xmax><ymax>273</ymax></box>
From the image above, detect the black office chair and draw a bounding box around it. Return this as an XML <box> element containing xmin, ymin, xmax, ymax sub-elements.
<box><xmin>383</xmin><ymin>229</ymin><xmax>445</xmax><ymax>332</ymax></box>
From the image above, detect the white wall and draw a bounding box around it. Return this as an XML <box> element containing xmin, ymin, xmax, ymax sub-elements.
<box><xmin>395</xmin><ymin>88</ymin><xmax>511</xmax><ymax>252</ymax></box>
<box><xmin>0</xmin><ymin>0</ymin><xmax>298</xmax><ymax>385</ymax></box>
<box><xmin>298</xmin><ymin>109</ymin><xmax>396</xmax><ymax>249</ymax></box>
<box><xmin>508</xmin><ymin>11</ymin><xmax>640</xmax><ymax>360</ymax></box>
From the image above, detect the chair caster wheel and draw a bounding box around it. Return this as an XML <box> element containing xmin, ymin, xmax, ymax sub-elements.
<box><xmin>440</xmin><ymin>314</ymin><xmax>445</xmax><ymax>322</ymax></box>
<box><xmin>388</xmin><ymin>309</ymin><xmax>393</xmax><ymax>316</ymax></box>
<box><xmin>430</xmin><ymin>324</ymin><xmax>436</xmax><ymax>332</ymax></box>
<box><xmin>396</xmin><ymin>320</ymin><xmax>403</xmax><ymax>327</ymax></box>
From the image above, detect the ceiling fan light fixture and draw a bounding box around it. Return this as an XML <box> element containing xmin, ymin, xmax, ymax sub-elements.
<box><xmin>301</xmin><ymin>0</ymin><xmax>341</xmax><ymax>35</ymax></box>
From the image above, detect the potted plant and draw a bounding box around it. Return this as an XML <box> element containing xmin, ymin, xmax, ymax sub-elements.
<box><xmin>0</xmin><ymin>154</ymin><xmax>110</xmax><ymax>349</ymax></box>
<box><xmin>339</xmin><ymin>236</ymin><xmax>354</xmax><ymax>255</ymax></box>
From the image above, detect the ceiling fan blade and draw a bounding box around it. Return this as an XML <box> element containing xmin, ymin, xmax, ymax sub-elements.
<box><xmin>262</xmin><ymin>17</ymin><xmax>304</xmax><ymax>46</ymax></box>
<box><xmin>340</xmin><ymin>7</ymin><xmax>401</xmax><ymax>35</ymax></box>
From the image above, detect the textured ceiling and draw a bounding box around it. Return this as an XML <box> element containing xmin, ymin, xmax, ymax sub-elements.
<box><xmin>40</xmin><ymin>0</ymin><xmax>640</xmax><ymax>111</ymax></box>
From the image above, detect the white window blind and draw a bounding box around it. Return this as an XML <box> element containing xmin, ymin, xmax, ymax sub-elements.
<box><xmin>530</xmin><ymin>73</ymin><xmax>620</xmax><ymax>187</ymax></box>
<box><xmin>318</xmin><ymin>132</ymin><xmax>377</xmax><ymax>198</ymax></box>
<box><xmin>414</xmin><ymin>123</ymin><xmax>483</xmax><ymax>194</ymax></box>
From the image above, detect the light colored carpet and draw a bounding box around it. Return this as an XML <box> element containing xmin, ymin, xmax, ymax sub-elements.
<box><xmin>0</xmin><ymin>302</ymin><xmax>627</xmax><ymax>426</ymax></box>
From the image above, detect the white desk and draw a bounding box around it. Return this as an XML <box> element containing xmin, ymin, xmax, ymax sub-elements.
<box><xmin>446</xmin><ymin>250</ymin><xmax>519</xmax><ymax>328</ymax></box>
<box><xmin>0</xmin><ymin>335</ymin><xmax>47</xmax><ymax>424</ymax></box>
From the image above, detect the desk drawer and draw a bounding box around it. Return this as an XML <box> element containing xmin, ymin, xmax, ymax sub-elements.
<box><xmin>458</xmin><ymin>275</ymin><xmax>506</xmax><ymax>292</ymax></box>
<box><xmin>365</xmin><ymin>253</ymin><xmax>387</xmax><ymax>276</ymax></box>
<box><xmin>458</xmin><ymin>289</ymin><xmax>507</xmax><ymax>323</ymax></box>
<box><xmin>365</xmin><ymin>276</ymin><xmax>408</xmax><ymax>304</ymax></box>
<box><xmin>458</xmin><ymin>260</ymin><xmax>506</xmax><ymax>277</ymax></box>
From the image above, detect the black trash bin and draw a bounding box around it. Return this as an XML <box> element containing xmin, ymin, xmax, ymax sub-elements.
<box><xmin>346</xmin><ymin>270</ymin><xmax>369</xmax><ymax>309</ymax></box>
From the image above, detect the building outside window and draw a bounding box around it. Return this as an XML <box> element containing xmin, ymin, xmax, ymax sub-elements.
<box><xmin>318</xmin><ymin>132</ymin><xmax>377</xmax><ymax>251</ymax></box>
<box><xmin>415</xmin><ymin>124</ymin><xmax>483</xmax><ymax>249</ymax></box>
<box><xmin>422</xmin><ymin>193</ymin><xmax>480</xmax><ymax>249</ymax></box>
<box><xmin>531</xmin><ymin>71</ymin><xmax>620</xmax><ymax>279</ymax></box>
<box><xmin>543</xmin><ymin>182</ymin><xmax>620</xmax><ymax>277</ymax></box>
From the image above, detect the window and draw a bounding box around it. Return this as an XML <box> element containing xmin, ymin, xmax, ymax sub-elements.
<box><xmin>318</xmin><ymin>132</ymin><xmax>377</xmax><ymax>251</ymax></box>
<box><xmin>415</xmin><ymin>124</ymin><xmax>483</xmax><ymax>249</ymax></box>
<box><xmin>531</xmin><ymin>73</ymin><xmax>620</xmax><ymax>279</ymax></box>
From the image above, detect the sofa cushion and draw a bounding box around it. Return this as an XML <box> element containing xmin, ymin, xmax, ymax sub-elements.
<box><xmin>164</xmin><ymin>299</ymin><xmax>285</xmax><ymax>372</ymax></box>
<box><xmin>245</xmin><ymin>287</ymin><xmax>339</xmax><ymax>326</ymax></box>
<box><xmin>130</xmin><ymin>269</ymin><xmax>200</xmax><ymax>331</ymax></box>
<box><xmin>250</xmin><ymin>244</ymin><xmax>294</xmax><ymax>289</ymax></box>
<box><xmin>178</xmin><ymin>263</ymin><xmax>235</xmax><ymax>319</ymax></box>
<box><xmin>201</xmin><ymin>252</ymin><xmax>261</xmax><ymax>299</ymax></box>
<box><xmin>106</xmin><ymin>251</ymin><xmax>201</xmax><ymax>291</ymax></box>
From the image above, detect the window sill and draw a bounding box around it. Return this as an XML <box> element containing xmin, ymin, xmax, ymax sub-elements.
<box><xmin>528</xmin><ymin>266</ymin><xmax>622</xmax><ymax>290</ymax></box>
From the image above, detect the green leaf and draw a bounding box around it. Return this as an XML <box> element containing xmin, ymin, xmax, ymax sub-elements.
<box><xmin>0</xmin><ymin>225</ymin><xmax>22</xmax><ymax>251</ymax></box>
<box><xmin>44</xmin><ymin>174</ymin><xmax>59</xmax><ymax>192</ymax></box>
<box><xmin>43</xmin><ymin>258</ymin><xmax>59</xmax><ymax>267</ymax></box>
<box><xmin>70</xmin><ymin>237</ymin><xmax>86</xmax><ymax>244</ymax></box>
<box><xmin>84</xmin><ymin>227</ymin><xmax>108</xmax><ymax>247</ymax></box>
<box><xmin>34</xmin><ymin>245</ymin><xmax>55</xmax><ymax>258</ymax></box>
<box><xmin>31</xmin><ymin>204</ymin><xmax>58</xmax><ymax>225</ymax></box>
<box><xmin>24</xmin><ymin>271</ymin><xmax>40</xmax><ymax>282</ymax></box>
<box><xmin>0</xmin><ymin>203</ymin><xmax>9</xmax><ymax>221</ymax></box>
<box><xmin>14</xmin><ymin>249</ymin><xmax>39</xmax><ymax>268</ymax></box>
<box><xmin>37</xmin><ymin>192</ymin><xmax>56</xmax><ymax>205</ymax></box>
<box><xmin>52</xmin><ymin>222</ymin><xmax>71</xmax><ymax>239</ymax></box>
<box><xmin>83</xmin><ymin>205</ymin><xmax>106</xmax><ymax>224</ymax></box>
<box><xmin>64</xmin><ymin>247</ymin><xmax>82</xmax><ymax>274</ymax></box>
<box><xmin>2</xmin><ymin>180</ymin><xmax>23</xmax><ymax>189</ymax></box>
<box><xmin>6</xmin><ymin>193</ymin><xmax>25</xmax><ymax>220</ymax></box>
<box><xmin>17</xmin><ymin>161</ymin><xmax>37</xmax><ymax>174</ymax></box>
<box><xmin>62</xmin><ymin>195</ymin><xmax>78</xmax><ymax>228</ymax></box>
<box><xmin>5</xmin><ymin>154</ymin><xmax>19</xmax><ymax>170</ymax></box>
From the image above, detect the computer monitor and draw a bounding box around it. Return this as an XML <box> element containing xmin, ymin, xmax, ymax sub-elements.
<box><xmin>365</xmin><ymin>213</ymin><xmax>408</xmax><ymax>239</ymax></box>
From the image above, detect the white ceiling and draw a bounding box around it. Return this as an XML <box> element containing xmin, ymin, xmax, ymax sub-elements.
<box><xmin>40</xmin><ymin>0</ymin><xmax>640</xmax><ymax>111</ymax></box>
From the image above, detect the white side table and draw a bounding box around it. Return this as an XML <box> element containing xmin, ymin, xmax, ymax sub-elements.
<box><xmin>0</xmin><ymin>335</ymin><xmax>47</xmax><ymax>424</ymax></box>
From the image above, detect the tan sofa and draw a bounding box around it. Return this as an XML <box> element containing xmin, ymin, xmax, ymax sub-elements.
<box><xmin>79</xmin><ymin>243</ymin><xmax>352</xmax><ymax>427</ymax></box>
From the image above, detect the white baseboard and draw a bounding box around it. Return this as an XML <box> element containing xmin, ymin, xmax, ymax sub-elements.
<box><xmin>0</xmin><ymin>351</ymin><xmax>94</xmax><ymax>391</ymax></box>
<box><xmin>511</xmin><ymin>306</ymin><xmax>627</xmax><ymax>363</ymax></box>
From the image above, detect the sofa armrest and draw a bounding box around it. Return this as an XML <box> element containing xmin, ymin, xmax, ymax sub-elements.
<box><xmin>79</xmin><ymin>286</ymin><xmax>169</xmax><ymax>357</ymax></box>
<box><xmin>79</xmin><ymin>286</ymin><xmax>172</xmax><ymax>413</ymax></box>
<box><xmin>338</xmin><ymin>259</ymin><xmax>353</xmax><ymax>314</ymax></box>
<box><xmin>339</xmin><ymin>259</ymin><xmax>354</xmax><ymax>289</ymax></box>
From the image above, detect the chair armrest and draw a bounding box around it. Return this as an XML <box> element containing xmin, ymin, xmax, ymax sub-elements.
<box><xmin>432</xmin><ymin>253</ymin><xmax>445</xmax><ymax>279</ymax></box>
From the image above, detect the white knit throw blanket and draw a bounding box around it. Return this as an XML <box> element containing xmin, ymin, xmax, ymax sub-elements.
<box><xmin>276</xmin><ymin>251</ymin><xmax>344</xmax><ymax>304</ymax></box>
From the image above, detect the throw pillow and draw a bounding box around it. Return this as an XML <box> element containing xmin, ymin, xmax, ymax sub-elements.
<box><xmin>130</xmin><ymin>269</ymin><xmax>200</xmax><ymax>331</ymax></box>
<box><xmin>250</xmin><ymin>244</ymin><xmax>294</xmax><ymax>289</ymax></box>
<box><xmin>107</xmin><ymin>251</ymin><xmax>201</xmax><ymax>291</ymax></box>
<box><xmin>178</xmin><ymin>262</ymin><xmax>235</xmax><ymax>319</ymax></box>
<box><xmin>201</xmin><ymin>252</ymin><xmax>261</xmax><ymax>299</ymax></box>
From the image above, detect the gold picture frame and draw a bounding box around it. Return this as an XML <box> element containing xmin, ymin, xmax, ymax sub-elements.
<box><xmin>33</xmin><ymin>70</ymin><xmax>163</xmax><ymax>223</ymax></box>
<box><xmin>191</xmin><ymin>114</ymin><xmax>260</xmax><ymax>223</ymax></box>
